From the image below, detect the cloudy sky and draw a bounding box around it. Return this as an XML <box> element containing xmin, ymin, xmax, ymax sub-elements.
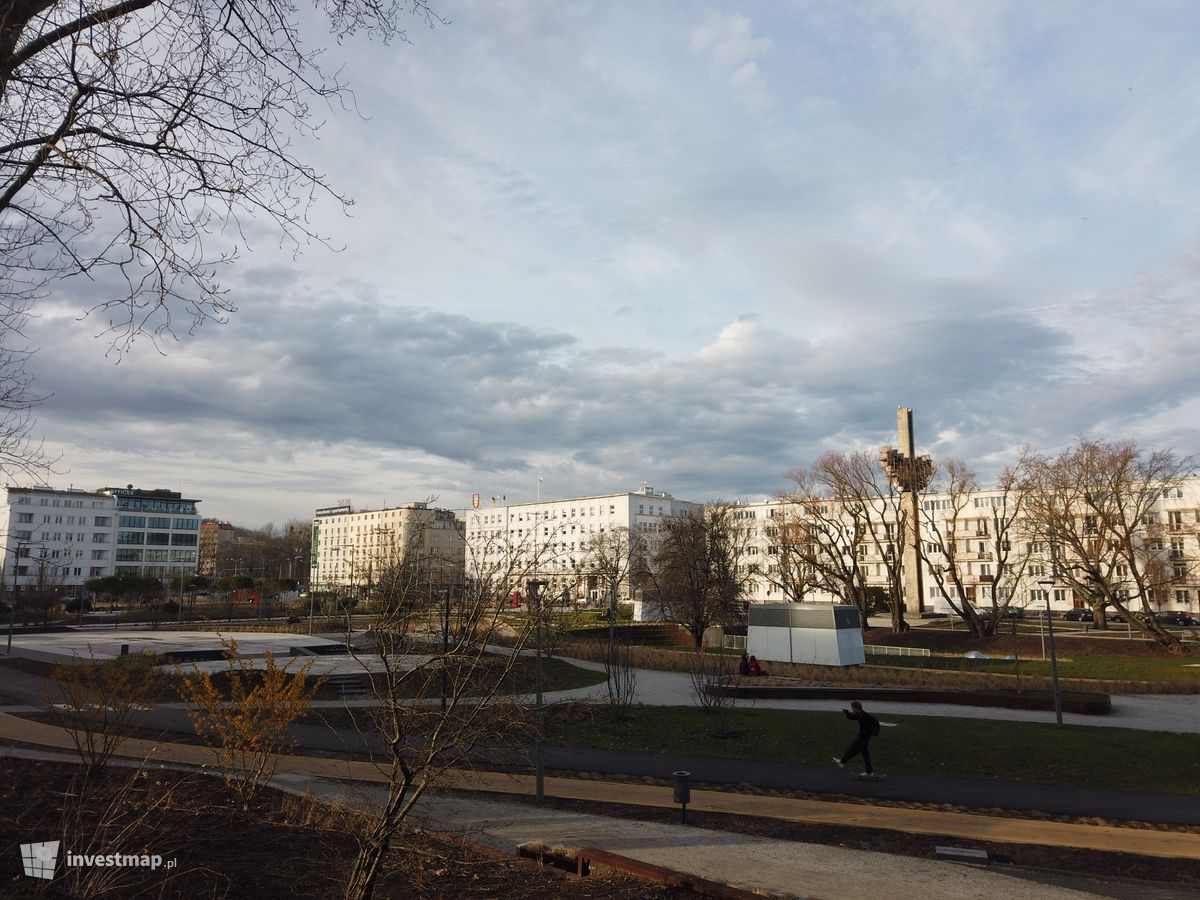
<box><xmin>23</xmin><ymin>0</ymin><xmax>1200</xmax><ymax>527</ymax></box>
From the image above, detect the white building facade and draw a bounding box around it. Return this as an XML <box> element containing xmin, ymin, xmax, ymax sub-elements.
<box><xmin>464</xmin><ymin>485</ymin><xmax>700</xmax><ymax>603</ymax></box>
<box><xmin>1</xmin><ymin>485</ymin><xmax>201</xmax><ymax>592</ymax></box>
<box><xmin>737</xmin><ymin>474</ymin><xmax>1200</xmax><ymax>616</ymax></box>
<box><xmin>310</xmin><ymin>501</ymin><xmax>465</xmax><ymax>590</ymax></box>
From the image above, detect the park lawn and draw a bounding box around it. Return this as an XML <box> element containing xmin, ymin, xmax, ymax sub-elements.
<box><xmin>551</xmin><ymin>706</ymin><xmax>1200</xmax><ymax>797</ymax></box>
<box><xmin>869</xmin><ymin>654</ymin><xmax>1200</xmax><ymax>683</ymax></box>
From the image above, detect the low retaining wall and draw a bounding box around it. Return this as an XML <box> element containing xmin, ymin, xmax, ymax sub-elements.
<box><xmin>561</xmin><ymin>638</ymin><xmax>1190</xmax><ymax>696</ymax></box>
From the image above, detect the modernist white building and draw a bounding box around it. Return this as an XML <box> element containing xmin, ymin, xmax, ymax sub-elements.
<box><xmin>310</xmin><ymin>501</ymin><xmax>465</xmax><ymax>590</ymax></box>
<box><xmin>1</xmin><ymin>485</ymin><xmax>202</xmax><ymax>591</ymax></box>
<box><xmin>736</xmin><ymin>474</ymin><xmax>1200</xmax><ymax>616</ymax></box>
<box><xmin>464</xmin><ymin>485</ymin><xmax>701</xmax><ymax>603</ymax></box>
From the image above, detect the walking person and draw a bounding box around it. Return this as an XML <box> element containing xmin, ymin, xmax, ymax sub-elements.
<box><xmin>833</xmin><ymin>700</ymin><xmax>879</xmax><ymax>776</ymax></box>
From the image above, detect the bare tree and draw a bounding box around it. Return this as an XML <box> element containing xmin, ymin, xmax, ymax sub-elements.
<box><xmin>0</xmin><ymin>295</ymin><xmax>55</xmax><ymax>479</ymax></box>
<box><xmin>649</xmin><ymin>504</ymin><xmax>752</xmax><ymax>647</ymax></box>
<box><xmin>1</xmin><ymin>1</ymin><xmax>445</xmax><ymax>346</ymax></box>
<box><xmin>918</xmin><ymin>460</ymin><xmax>1028</xmax><ymax>638</ymax></box>
<box><xmin>1020</xmin><ymin>439</ymin><xmax>1192</xmax><ymax>653</ymax></box>
<box><xmin>781</xmin><ymin>451</ymin><xmax>908</xmax><ymax>632</ymax></box>
<box><xmin>342</xmin><ymin>522</ymin><xmax>539</xmax><ymax>900</ymax></box>
<box><xmin>577</xmin><ymin>525</ymin><xmax>646</xmax><ymax>696</ymax></box>
<box><xmin>761</xmin><ymin>504</ymin><xmax>821</xmax><ymax>603</ymax></box>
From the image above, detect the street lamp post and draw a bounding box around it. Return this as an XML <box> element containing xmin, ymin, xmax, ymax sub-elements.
<box><xmin>1038</xmin><ymin>577</ymin><xmax>1063</xmax><ymax>726</ymax></box>
<box><xmin>527</xmin><ymin>578</ymin><xmax>549</xmax><ymax>803</ymax></box>
<box><xmin>7</xmin><ymin>541</ymin><xmax>35</xmax><ymax>655</ymax></box>
<box><xmin>1012</xmin><ymin>611</ymin><xmax>1021</xmax><ymax>693</ymax></box>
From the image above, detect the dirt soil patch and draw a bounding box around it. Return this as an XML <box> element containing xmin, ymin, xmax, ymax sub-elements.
<box><xmin>0</xmin><ymin>757</ymin><xmax>693</xmax><ymax>898</ymax></box>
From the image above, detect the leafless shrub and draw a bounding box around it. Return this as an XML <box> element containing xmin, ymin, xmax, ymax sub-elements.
<box><xmin>687</xmin><ymin>647</ymin><xmax>738</xmax><ymax>737</ymax></box>
<box><xmin>58</xmin><ymin>765</ymin><xmax>198</xmax><ymax>899</ymax></box>
<box><xmin>49</xmin><ymin>651</ymin><xmax>161</xmax><ymax>776</ymax></box>
<box><xmin>603</xmin><ymin>638</ymin><xmax>639</xmax><ymax>718</ymax></box>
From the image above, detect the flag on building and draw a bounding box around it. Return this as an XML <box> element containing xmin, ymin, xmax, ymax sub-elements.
<box><xmin>472</xmin><ymin>493</ymin><xmax>480</xmax><ymax>509</ymax></box>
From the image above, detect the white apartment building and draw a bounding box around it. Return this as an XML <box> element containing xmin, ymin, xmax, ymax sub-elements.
<box><xmin>310</xmin><ymin>501</ymin><xmax>465</xmax><ymax>590</ymax></box>
<box><xmin>1</xmin><ymin>485</ymin><xmax>201</xmax><ymax>591</ymax></box>
<box><xmin>737</xmin><ymin>474</ymin><xmax>1200</xmax><ymax>616</ymax></box>
<box><xmin>464</xmin><ymin>485</ymin><xmax>700</xmax><ymax>602</ymax></box>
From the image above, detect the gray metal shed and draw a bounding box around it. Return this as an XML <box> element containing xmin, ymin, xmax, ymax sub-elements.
<box><xmin>746</xmin><ymin>603</ymin><xmax>865</xmax><ymax>666</ymax></box>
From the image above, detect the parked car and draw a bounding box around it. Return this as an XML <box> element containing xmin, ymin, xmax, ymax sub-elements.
<box><xmin>1062</xmin><ymin>608</ymin><xmax>1094</xmax><ymax>622</ymax></box>
<box><xmin>62</xmin><ymin>596</ymin><xmax>91</xmax><ymax>613</ymax></box>
<box><xmin>1108</xmin><ymin>611</ymin><xmax>1127</xmax><ymax>623</ymax></box>
<box><xmin>1155</xmin><ymin>611</ymin><xmax>1200</xmax><ymax>627</ymax></box>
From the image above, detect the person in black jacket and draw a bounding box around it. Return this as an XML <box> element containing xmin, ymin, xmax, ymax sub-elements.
<box><xmin>833</xmin><ymin>700</ymin><xmax>877</xmax><ymax>775</ymax></box>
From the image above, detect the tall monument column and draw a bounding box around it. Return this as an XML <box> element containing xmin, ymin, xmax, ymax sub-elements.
<box><xmin>880</xmin><ymin>407</ymin><xmax>933</xmax><ymax>617</ymax></box>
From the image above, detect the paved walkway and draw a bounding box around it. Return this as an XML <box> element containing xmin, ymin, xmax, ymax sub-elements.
<box><xmin>0</xmin><ymin>744</ymin><xmax>1103</xmax><ymax>900</ymax></box>
<box><xmin>542</xmin><ymin>656</ymin><xmax>1200</xmax><ymax>734</ymax></box>
<box><xmin>2</xmin><ymin>710</ymin><xmax>1197</xmax><ymax>861</ymax></box>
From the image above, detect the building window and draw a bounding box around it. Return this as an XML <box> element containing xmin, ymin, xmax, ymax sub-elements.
<box><xmin>171</xmin><ymin>533</ymin><xmax>198</xmax><ymax>546</ymax></box>
<box><xmin>119</xmin><ymin>515</ymin><xmax>146</xmax><ymax>528</ymax></box>
<box><xmin>148</xmin><ymin>516</ymin><xmax>171</xmax><ymax>529</ymax></box>
<box><xmin>116</xmin><ymin>549</ymin><xmax>143</xmax><ymax>562</ymax></box>
<box><xmin>117</xmin><ymin>531</ymin><xmax>144</xmax><ymax>544</ymax></box>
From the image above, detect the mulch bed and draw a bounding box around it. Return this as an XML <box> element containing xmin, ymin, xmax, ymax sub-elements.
<box><xmin>0</xmin><ymin>757</ymin><xmax>692</xmax><ymax>898</ymax></box>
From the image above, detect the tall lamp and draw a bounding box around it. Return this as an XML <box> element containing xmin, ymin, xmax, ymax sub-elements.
<box><xmin>1037</xmin><ymin>576</ymin><xmax>1063</xmax><ymax>726</ymax></box>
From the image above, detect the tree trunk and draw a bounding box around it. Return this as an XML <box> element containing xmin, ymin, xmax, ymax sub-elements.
<box><xmin>344</xmin><ymin>767</ymin><xmax>413</xmax><ymax>900</ymax></box>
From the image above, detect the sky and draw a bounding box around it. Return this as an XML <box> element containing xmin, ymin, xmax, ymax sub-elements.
<box><xmin>21</xmin><ymin>0</ymin><xmax>1200</xmax><ymax>528</ymax></box>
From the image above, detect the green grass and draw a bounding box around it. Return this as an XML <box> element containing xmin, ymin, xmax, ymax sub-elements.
<box><xmin>551</xmin><ymin>705</ymin><xmax>1200</xmax><ymax>796</ymax></box>
<box><xmin>868</xmin><ymin>654</ymin><xmax>1200</xmax><ymax>683</ymax></box>
<box><xmin>315</xmin><ymin>656</ymin><xmax>607</xmax><ymax>700</ymax></box>
<box><xmin>503</xmin><ymin>656</ymin><xmax>608</xmax><ymax>693</ymax></box>
<box><xmin>0</xmin><ymin>648</ymin><xmax>605</xmax><ymax>702</ymax></box>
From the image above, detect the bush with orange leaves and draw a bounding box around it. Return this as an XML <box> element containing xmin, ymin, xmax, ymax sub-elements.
<box><xmin>178</xmin><ymin>639</ymin><xmax>322</xmax><ymax>810</ymax></box>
